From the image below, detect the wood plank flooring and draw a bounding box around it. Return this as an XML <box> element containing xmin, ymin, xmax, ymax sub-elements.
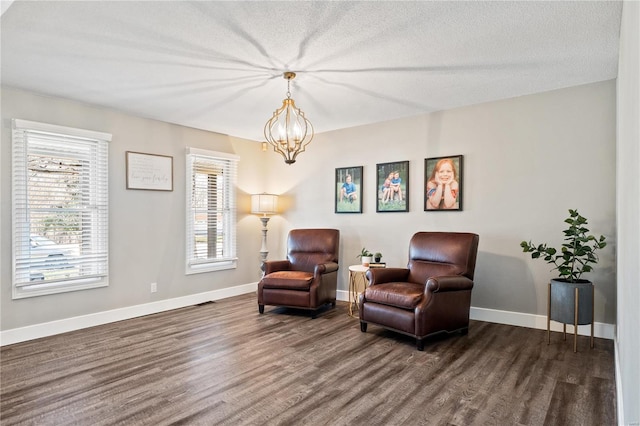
<box><xmin>1</xmin><ymin>294</ymin><xmax>616</xmax><ymax>425</ymax></box>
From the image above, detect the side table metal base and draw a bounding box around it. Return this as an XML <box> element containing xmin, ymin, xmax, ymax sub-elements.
<box><xmin>348</xmin><ymin>265</ymin><xmax>369</xmax><ymax>317</ymax></box>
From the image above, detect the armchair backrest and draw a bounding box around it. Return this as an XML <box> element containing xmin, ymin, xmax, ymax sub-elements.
<box><xmin>407</xmin><ymin>232</ymin><xmax>479</xmax><ymax>284</ymax></box>
<box><xmin>287</xmin><ymin>229</ymin><xmax>340</xmax><ymax>272</ymax></box>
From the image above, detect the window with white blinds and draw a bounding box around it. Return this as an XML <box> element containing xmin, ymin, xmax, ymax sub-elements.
<box><xmin>185</xmin><ymin>147</ymin><xmax>238</xmax><ymax>274</ymax></box>
<box><xmin>12</xmin><ymin>119</ymin><xmax>110</xmax><ymax>299</ymax></box>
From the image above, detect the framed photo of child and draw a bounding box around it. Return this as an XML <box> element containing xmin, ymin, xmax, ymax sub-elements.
<box><xmin>424</xmin><ymin>155</ymin><xmax>463</xmax><ymax>211</ymax></box>
<box><xmin>376</xmin><ymin>161</ymin><xmax>409</xmax><ymax>212</ymax></box>
<box><xmin>335</xmin><ymin>166</ymin><xmax>363</xmax><ymax>213</ymax></box>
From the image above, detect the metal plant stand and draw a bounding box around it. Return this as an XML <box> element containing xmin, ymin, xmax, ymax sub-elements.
<box><xmin>547</xmin><ymin>279</ymin><xmax>594</xmax><ymax>352</ymax></box>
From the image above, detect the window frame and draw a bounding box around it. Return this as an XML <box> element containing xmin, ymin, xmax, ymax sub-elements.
<box><xmin>11</xmin><ymin>119</ymin><xmax>111</xmax><ymax>299</ymax></box>
<box><xmin>185</xmin><ymin>147</ymin><xmax>239</xmax><ymax>275</ymax></box>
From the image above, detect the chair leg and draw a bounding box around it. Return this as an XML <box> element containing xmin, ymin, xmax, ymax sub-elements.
<box><xmin>331</xmin><ymin>300</ymin><xmax>336</xmax><ymax>308</ymax></box>
<box><xmin>360</xmin><ymin>322</ymin><xmax>367</xmax><ymax>332</ymax></box>
<box><xmin>258</xmin><ymin>304</ymin><xmax>264</xmax><ymax>314</ymax></box>
<box><xmin>417</xmin><ymin>339</ymin><xmax>424</xmax><ymax>351</ymax></box>
<box><xmin>460</xmin><ymin>327</ymin><xmax>469</xmax><ymax>335</ymax></box>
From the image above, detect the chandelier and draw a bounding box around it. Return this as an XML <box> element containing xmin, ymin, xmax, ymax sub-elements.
<box><xmin>264</xmin><ymin>72</ymin><xmax>314</xmax><ymax>165</ymax></box>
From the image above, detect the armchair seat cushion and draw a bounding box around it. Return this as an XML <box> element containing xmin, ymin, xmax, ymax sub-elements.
<box><xmin>365</xmin><ymin>282</ymin><xmax>424</xmax><ymax>309</ymax></box>
<box><xmin>261</xmin><ymin>271</ymin><xmax>314</xmax><ymax>290</ymax></box>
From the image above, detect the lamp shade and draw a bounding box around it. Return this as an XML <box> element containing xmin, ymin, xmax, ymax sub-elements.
<box><xmin>251</xmin><ymin>193</ymin><xmax>278</xmax><ymax>215</ymax></box>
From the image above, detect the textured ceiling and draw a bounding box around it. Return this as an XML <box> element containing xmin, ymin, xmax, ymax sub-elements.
<box><xmin>1</xmin><ymin>1</ymin><xmax>622</xmax><ymax>142</ymax></box>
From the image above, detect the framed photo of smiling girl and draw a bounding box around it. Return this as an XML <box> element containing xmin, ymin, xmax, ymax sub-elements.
<box><xmin>424</xmin><ymin>155</ymin><xmax>463</xmax><ymax>211</ymax></box>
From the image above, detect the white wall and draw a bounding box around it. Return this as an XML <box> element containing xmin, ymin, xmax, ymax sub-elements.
<box><xmin>265</xmin><ymin>81</ymin><xmax>617</xmax><ymax>325</ymax></box>
<box><xmin>616</xmin><ymin>1</ymin><xmax>640</xmax><ymax>424</ymax></box>
<box><xmin>0</xmin><ymin>88</ymin><xmax>267</xmax><ymax>331</ymax></box>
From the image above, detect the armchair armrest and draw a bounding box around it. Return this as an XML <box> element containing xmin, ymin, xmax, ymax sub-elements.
<box><xmin>366</xmin><ymin>267</ymin><xmax>410</xmax><ymax>285</ymax></box>
<box><xmin>426</xmin><ymin>275</ymin><xmax>474</xmax><ymax>293</ymax></box>
<box><xmin>262</xmin><ymin>260</ymin><xmax>291</xmax><ymax>275</ymax></box>
<box><xmin>314</xmin><ymin>262</ymin><xmax>339</xmax><ymax>275</ymax></box>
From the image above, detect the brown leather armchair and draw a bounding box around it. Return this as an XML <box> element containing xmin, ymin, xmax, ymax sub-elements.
<box><xmin>358</xmin><ymin>232</ymin><xmax>479</xmax><ymax>350</ymax></box>
<box><xmin>258</xmin><ymin>229</ymin><xmax>340</xmax><ymax>317</ymax></box>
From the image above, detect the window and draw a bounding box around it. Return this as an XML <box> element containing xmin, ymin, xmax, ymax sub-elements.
<box><xmin>185</xmin><ymin>147</ymin><xmax>239</xmax><ymax>274</ymax></box>
<box><xmin>12</xmin><ymin>119</ymin><xmax>110</xmax><ymax>298</ymax></box>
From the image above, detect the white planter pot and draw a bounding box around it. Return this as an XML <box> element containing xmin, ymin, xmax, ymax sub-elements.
<box><xmin>361</xmin><ymin>256</ymin><xmax>372</xmax><ymax>266</ymax></box>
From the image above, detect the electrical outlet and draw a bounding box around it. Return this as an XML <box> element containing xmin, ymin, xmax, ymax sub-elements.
<box><xmin>150</xmin><ymin>282</ymin><xmax>157</xmax><ymax>293</ymax></box>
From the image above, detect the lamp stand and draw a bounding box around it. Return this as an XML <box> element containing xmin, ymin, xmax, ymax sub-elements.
<box><xmin>259</xmin><ymin>216</ymin><xmax>270</xmax><ymax>262</ymax></box>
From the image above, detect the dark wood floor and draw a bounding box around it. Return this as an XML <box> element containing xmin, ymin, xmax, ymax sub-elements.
<box><xmin>1</xmin><ymin>294</ymin><xmax>615</xmax><ymax>426</ymax></box>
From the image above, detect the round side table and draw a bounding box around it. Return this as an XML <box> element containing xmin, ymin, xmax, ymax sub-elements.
<box><xmin>348</xmin><ymin>264</ymin><xmax>369</xmax><ymax>317</ymax></box>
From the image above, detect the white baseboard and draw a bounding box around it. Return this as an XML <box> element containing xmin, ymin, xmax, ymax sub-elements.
<box><xmin>614</xmin><ymin>338</ymin><xmax>625</xmax><ymax>426</ymax></box>
<box><xmin>2</xmin><ymin>286</ymin><xmax>614</xmax><ymax>346</ymax></box>
<box><xmin>470</xmin><ymin>306</ymin><xmax>615</xmax><ymax>340</ymax></box>
<box><xmin>0</xmin><ymin>282</ymin><xmax>258</xmax><ymax>346</ymax></box>
<box><xmin>339</xmin><ymin>290</ymin><xmax>615</xmax><ymax>340</ymax></box>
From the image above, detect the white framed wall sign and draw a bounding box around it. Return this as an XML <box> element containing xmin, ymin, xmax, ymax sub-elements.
<box><xmin>126</xmin><ymin>151</ymin><xmax>173</xmax><ymax>191</ymax></box>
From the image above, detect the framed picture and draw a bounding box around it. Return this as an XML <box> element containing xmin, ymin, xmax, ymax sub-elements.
<box><xmin>335</xmin><ymin>166</ymin><xmax>363</xmax><ymax>213</ymax></box>
<box><xmin>424</xmin><ymin>155</ymin><xmax>463</xmax><ymax>211</ymax></box>
<box><xmin>126</xmin><ymin>151</ymin><xmax>174</xmax><ymax>191</ymax></box>
<box><xmin>376</xmin><ymin>161</ymin><xmax>409</xmax><ymax>212</ymax></box>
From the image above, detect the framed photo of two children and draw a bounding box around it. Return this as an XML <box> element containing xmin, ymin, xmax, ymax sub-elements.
<box><xmin>376</xmin><ymin>161</ymin><xmax>409</xmax><ymax>212</ymax></box>
<box><xmin>424</xmin><ymin>155</ymin><xmax>463</xmax><ymax>211</ymax></box>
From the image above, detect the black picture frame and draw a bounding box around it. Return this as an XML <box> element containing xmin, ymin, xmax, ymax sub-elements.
<box><xmin>424</xmin><ymin>155</ymin><xmax>463</xmax><ymax>211</ymax></box>
<box><xmin>335</xmin><ymin>166</ymin><xmax>363</xmax><ymax>213</ymax></box>
<box><xmin>376</xmin><ymin>161</ymin><xmax>409</xmax><ymax>212</ymax></box>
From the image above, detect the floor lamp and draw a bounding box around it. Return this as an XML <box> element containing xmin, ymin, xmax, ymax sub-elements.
<box><xmin>251</xmin><ymin>193</ymin><xmax>279</xmax><ymax>263</ymax></box>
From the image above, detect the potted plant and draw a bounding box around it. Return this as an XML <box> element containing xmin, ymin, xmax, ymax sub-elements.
<box><xmin>374</xmin><ymin>252</ymin><xmax>382</xmax><ymax>263</ymax></box>
<box><xmin>357</xmin><ymin>248</ymin><xmax>373</xmax><ymax>266</ymax></box>
<box><xmin>520</xmin><ymin>209</ymin><xmax>607</xmax><ymax>283</ymax></box>
<box><xmin>520</xmin><ymin>209</ymin><xmax>607</xmax><ymax>336</ymax></box>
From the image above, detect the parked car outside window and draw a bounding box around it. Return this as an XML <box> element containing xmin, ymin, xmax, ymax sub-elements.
<box><xmin>29</xmin><ymin>235</ymin><xmax>76</xmax><ymax>281</ymax></box>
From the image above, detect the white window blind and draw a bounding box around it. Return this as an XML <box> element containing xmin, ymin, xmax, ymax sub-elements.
<box><xmin>12</xmin><ymin>119</ymin><xmax>110</xmax><ymax>298</ymax></box>
<box><xmin>186</xmin><ymin>148</ymin><xmax>238</xmax><ymax>274</ymax></box>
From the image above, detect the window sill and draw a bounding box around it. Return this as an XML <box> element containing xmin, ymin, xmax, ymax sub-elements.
<box><xmin>12</xmin><ymin>277</ymin><xmax>108</xmax><ymax>299</ymax></box>
<box><xmin>185</xmin><ymin>259</ymin><xmax>237</xmax><ymax>275</ymax></box>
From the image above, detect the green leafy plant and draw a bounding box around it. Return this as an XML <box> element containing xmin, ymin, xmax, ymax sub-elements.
<box><xmin>356</xmin><ymin>248</ymin><xmax>372</xmax><ymax>259</ymax></box>
<box><xmin>520</xmin><ymin>209</ymin><xmax>607</xmax><ymax>282</ymax></box>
